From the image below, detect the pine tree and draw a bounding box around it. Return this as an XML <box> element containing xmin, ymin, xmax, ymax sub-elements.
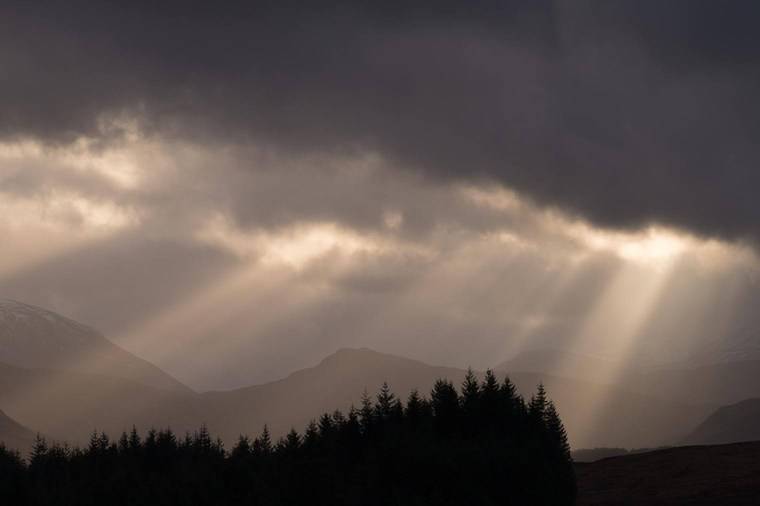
<box><xmin>343</xmin><ymin>407</ymin><xmax>362</xmax><ymax>443</ymax></box>
<box><xmin>157</xmin><ymin>428</ymin><xmax>178</xmax><ymax>452</ymax></box>
<box><xmin>332</xmin><ymin>409</ymin><xmax>346</xmax><ymax>426</ymax></box>
<box><xmin>545</xmin><ymin>401</ymin><xmax>571</xmax><ymax>461</ymax></box>
<box><xmin>29</xmin><ymin>433</ymin><xmax>48</xmax><ymax>466</ymax></box>
<box><xmin>283</xmin><ymin>428</ymin><xmax>301</xmax><ymax>452</ymax></box>
<box><xmin>481</xmin><ymin>370</ymin><xmax>500</xmax><ymax>399</ymax></box>
<box><xmin>461</xmin><ymin>368</ymin><xmax>481</xmax><ymax>413</ymax></box>
<box><xmin>118</xmin><ymin>431</ymin><xmax>129</xmax><ymax>453</ymax></box>
<box><xmin>320</xmin><ymin>412</ymin><xmax>336</xmax><ymax>434</ymax></box>
<box><xmin>87</xmin><ymin>430</ymin><xmax>101</xmax><ymax>455</ymax></box>
<box><xmin>98</xmin><ymin>432</ymin><xmax>111</xmax><ymax>454</ymax></box>
<box><xmin>128</xmin><ymin>425</ymin><xmax>141</xmax><ymax>451</ymax></box>
<box><xmin>303</xmin><ymin>419</ymin><xmax>319</xmax><ymax>448</ymax></box>
<box><xmin>359</xmin><ymin>390</ymin><xmax>375</xmax><ymax>433</ymax></box>
<box><xmin>145</xmin><ymin>428</ymin><xmax>158</xmax><ymax>452</ymax></box>
<box><xmin>405</xmin><ymin>389</ymin><xmax>422</xmax><ymax>418</ymax></box>
<box><xmin>195</xmin><ymin>424</ymin><xmax>212</xmax><ymax>453</ymax></box>
<box><xmin>253</xmin><ymin>425</ymin><xmax>273</xmax><ymax>456</ymax></box>
<box><xmin>231</xmin><ymin>435</ymin><xmax>252</xmax><ymax>459</ymax></box>
<box><xmin>431</xmin><ymin>379</ymin><xmax>460</xmax><ymax>434</ymax></box>
<box><xmin>500</xmin><ymin>375</ymin><xmax>520</xmax><ymax>413</ymax></box>
<box><xmin>545</xmin><ymin>400</ymin><xmax>577</xmax><ymax>504</ymax></box>
<box><xmin>480</xmin><ymin>370</ymin><xmax>500</xmax><ymax>428</ymax></box>
<box><xmin>529</xmin><ymin>383</ymin><xmax>548</xmax><ymax>424</ymax></box>
<box><xmin>376</xmin><ymin>382</ymin><xmax>396</xmax><ymax>420</ymax></box>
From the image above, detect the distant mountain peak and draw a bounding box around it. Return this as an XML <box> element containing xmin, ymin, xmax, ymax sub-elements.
<box><xmin>317</xmin><ymin>347</ymin><xmax>433</xmax><ymax>370</ymax></box>
<box><xmin>0</xmin><ymin>299</ymin><xmax>100</xmax><ymax>349</ymax></box>
<box><xmin>0</xmin><ymin>299</ymin><xmax>192</xmax><ymax>394</ymax></box>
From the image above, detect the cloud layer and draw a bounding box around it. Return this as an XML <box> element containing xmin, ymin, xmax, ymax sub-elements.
<box><xmin>2</xmin><ymin>136</ymin><xmax>759</xmax><ymax>389</ymax></box>
<box><xmin>3</xmin><ymin>3</ymin><xmax>760</xmax><ymax>389</ymax></box>
<box><xmin>3</xmin><ymin>1</ymin><xmax>760</xmax><ymax>243</ymax></box>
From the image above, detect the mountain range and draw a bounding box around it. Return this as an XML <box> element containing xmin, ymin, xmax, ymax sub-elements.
<box><xmin>0</xmin><ymin>300</ymin><xmax>757</xmax><ymax>454</ymax></box>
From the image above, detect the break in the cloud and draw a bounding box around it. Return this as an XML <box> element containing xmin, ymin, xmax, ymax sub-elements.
<box><xmin>2</xmin><ymin>136</ymin><xmax>759</xmax><ymax>389</ymax></box>
<box><xmin>2</xmin><ymin>2</ymin><xmax>760</xmax><ymax>389</ymax></box>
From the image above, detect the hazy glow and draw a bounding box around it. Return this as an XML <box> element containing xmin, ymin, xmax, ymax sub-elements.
<box><xmin>2</xmin><ymin>134</ymin><xmax>759</xmax><ymax>392</ymax></box>
<box><xmin>574</xmin><ymin>225</ymin><xmax>688</xmax><ymax>267</ymax></box>
<box><xmin>0</xmin><ymin>139</ymin><xmax>144</xmax><ymax>189</ymax></box>
<box><xmin>198</xmin><ymin>215</ymin><xmax>398</xmax><ymax>269</ymax></box>
<box><xmin>460</xmin><ymin>185</ymin><xmax>521</xmax><ymax>211</ymax></box>
<box><xmin>0</xmin><ymin>192</ymin><xmax>137</xmax><ymax>281</ymax></box>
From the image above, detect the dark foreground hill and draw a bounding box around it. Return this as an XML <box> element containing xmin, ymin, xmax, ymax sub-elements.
<box><xmin>576</xmin><ymin>441</ymin><xmax>760</xmax><ymax>505</ymax></box>
<box><xmin>683</xmin><ymin>398</ymin><xmax>760</xmax><ymax>445</ymax></box>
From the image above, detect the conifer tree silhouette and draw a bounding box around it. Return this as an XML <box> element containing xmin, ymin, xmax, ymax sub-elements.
<box><xmin>253</xmin><ymin>425</ymin><xmax>273</xmax><ymax>456</ymax></box>
<box><xmin>30</xmin><ymin>433</ymin><xmax>48</xmax><ymax>465</ymax></box>
<box><xmin>376</xmin><ymin>381</ymin><xmax>396</xmax><ymax>420</ymax></box>
<box><xmin>231</xmin><ymin>435</ymin><xmax>252</xmax><ymax>459</ymax></box>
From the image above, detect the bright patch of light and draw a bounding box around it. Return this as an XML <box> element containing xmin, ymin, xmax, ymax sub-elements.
<box><xmin>0</xmin><ymin>138</ymin><xmax>143</xmax><ymax>189</ymax></box>
<box><xmin>0</xmin><ymin>193</ymin><xmax>137</xmax><ymax>280</ymax></box>
<box><xmin>60</xmin><ymin>139</ymin><xmax>143</xmax><ymax>189</ymax></box>
<box><xmin>570</xmin><ymin>225</ymin><xmax>689</xmax><ymax>267</ymax></box>
<box><xmin>260</xmin><ymin>225</ymin><xmax>380</xmax><ymax>267</ymax></box>
<box><xmin>459</xmin><ymin>185</ymin><xmax>521</xmax><ymax>211</ymax></box>
<box><xmin>383</xmin><ymin>210</ymin><xmax>404</xmax><ymax>230</ymax></box>
<box><xmin>0</xmin><ymin>192</ymin><xmax>139</xmax><ymax>231</ymax></box>
<box><xmin>198</xmin><ymin>216</ymin><xmax>390</xmax><ymax>269</ymax></box>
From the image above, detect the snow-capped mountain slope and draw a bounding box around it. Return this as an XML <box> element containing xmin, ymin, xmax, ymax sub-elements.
<box><xmin>0</xmin><ymin>299</ymin><xmax>191</xmax><ymax>393</ymax></box>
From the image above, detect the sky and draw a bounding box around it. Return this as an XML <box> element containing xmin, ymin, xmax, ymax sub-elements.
<box><xmin>2</xmin><ymin>1</ymin><xmax>760</xmax><ymax>390</ymax></box>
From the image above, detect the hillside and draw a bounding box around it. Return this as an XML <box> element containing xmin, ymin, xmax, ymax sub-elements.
<box><xmin>0</xmin><ymin>348</ymin><xmax>711</xmax><ymax>449</ymax></box>
<box><xmin>201</xmin><ymin>348</ymin><xmax>710</xmax><ymax>449</ymax></box>
<box><xmin>683</xmin><ymin>398</ymin><xmax>760</xmax><ymax>445</ymax></box>
<box><xmin>0</xmin><ymin>361</ymin><xmax>202</xmax><ymax>447</ymax></box>
<box><xmin>576</xmin><ymin>442</ymin><xmax>760</xmax><ymax>505</ymax></box>
<box><xmin>0</xmin><ymin>408</ymin><xmax>36</xmax><ymax>454</ymax></box>
<box><xmin>0</xmin><ymin>300</ymin><xmax>191</xmax><ymax>393</ymax></box>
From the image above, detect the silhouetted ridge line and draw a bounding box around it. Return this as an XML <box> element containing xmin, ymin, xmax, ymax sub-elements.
<box><xmin>0</xmin><ymin>370</ymin><xmax>576</xmax><ymax>505</ymax></box>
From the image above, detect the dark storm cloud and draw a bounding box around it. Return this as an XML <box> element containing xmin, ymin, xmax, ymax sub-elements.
<box><xmin>3</xmin><ymin>1</ymin><xmax>760</xmax><ymax>242</ymax></box>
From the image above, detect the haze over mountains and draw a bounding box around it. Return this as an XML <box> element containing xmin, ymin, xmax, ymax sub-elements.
<box><xmin>0</xmin><ymin>301</ymin><xmax>758</xmax><ymax>454</ymax></box>
<box><xmin>0</xmin><ymin>300</ymin><xmax>191</xmax><ymax>393</ymax></box>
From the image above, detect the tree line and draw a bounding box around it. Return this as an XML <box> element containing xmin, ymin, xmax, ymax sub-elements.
<box><xmin>0</xmin><ymin>370</ymin><xmax>576</xmax><ymax>505</ymax></box>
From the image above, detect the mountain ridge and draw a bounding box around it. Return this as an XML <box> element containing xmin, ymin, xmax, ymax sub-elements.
<box><xmin>0</xmin><ymin>299</ymin><xmax>192</xmax><ymax>394</ymax></box>
<box><xmin>683</xmin><ymin>398</ymin><xmax>760</xmax><ymax>446</ymax></box>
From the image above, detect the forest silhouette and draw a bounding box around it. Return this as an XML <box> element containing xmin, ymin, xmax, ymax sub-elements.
<box><xmin>0</xmin><ymin>370</ymin><xmax>575</xmax><ymax>505</ymax></box>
